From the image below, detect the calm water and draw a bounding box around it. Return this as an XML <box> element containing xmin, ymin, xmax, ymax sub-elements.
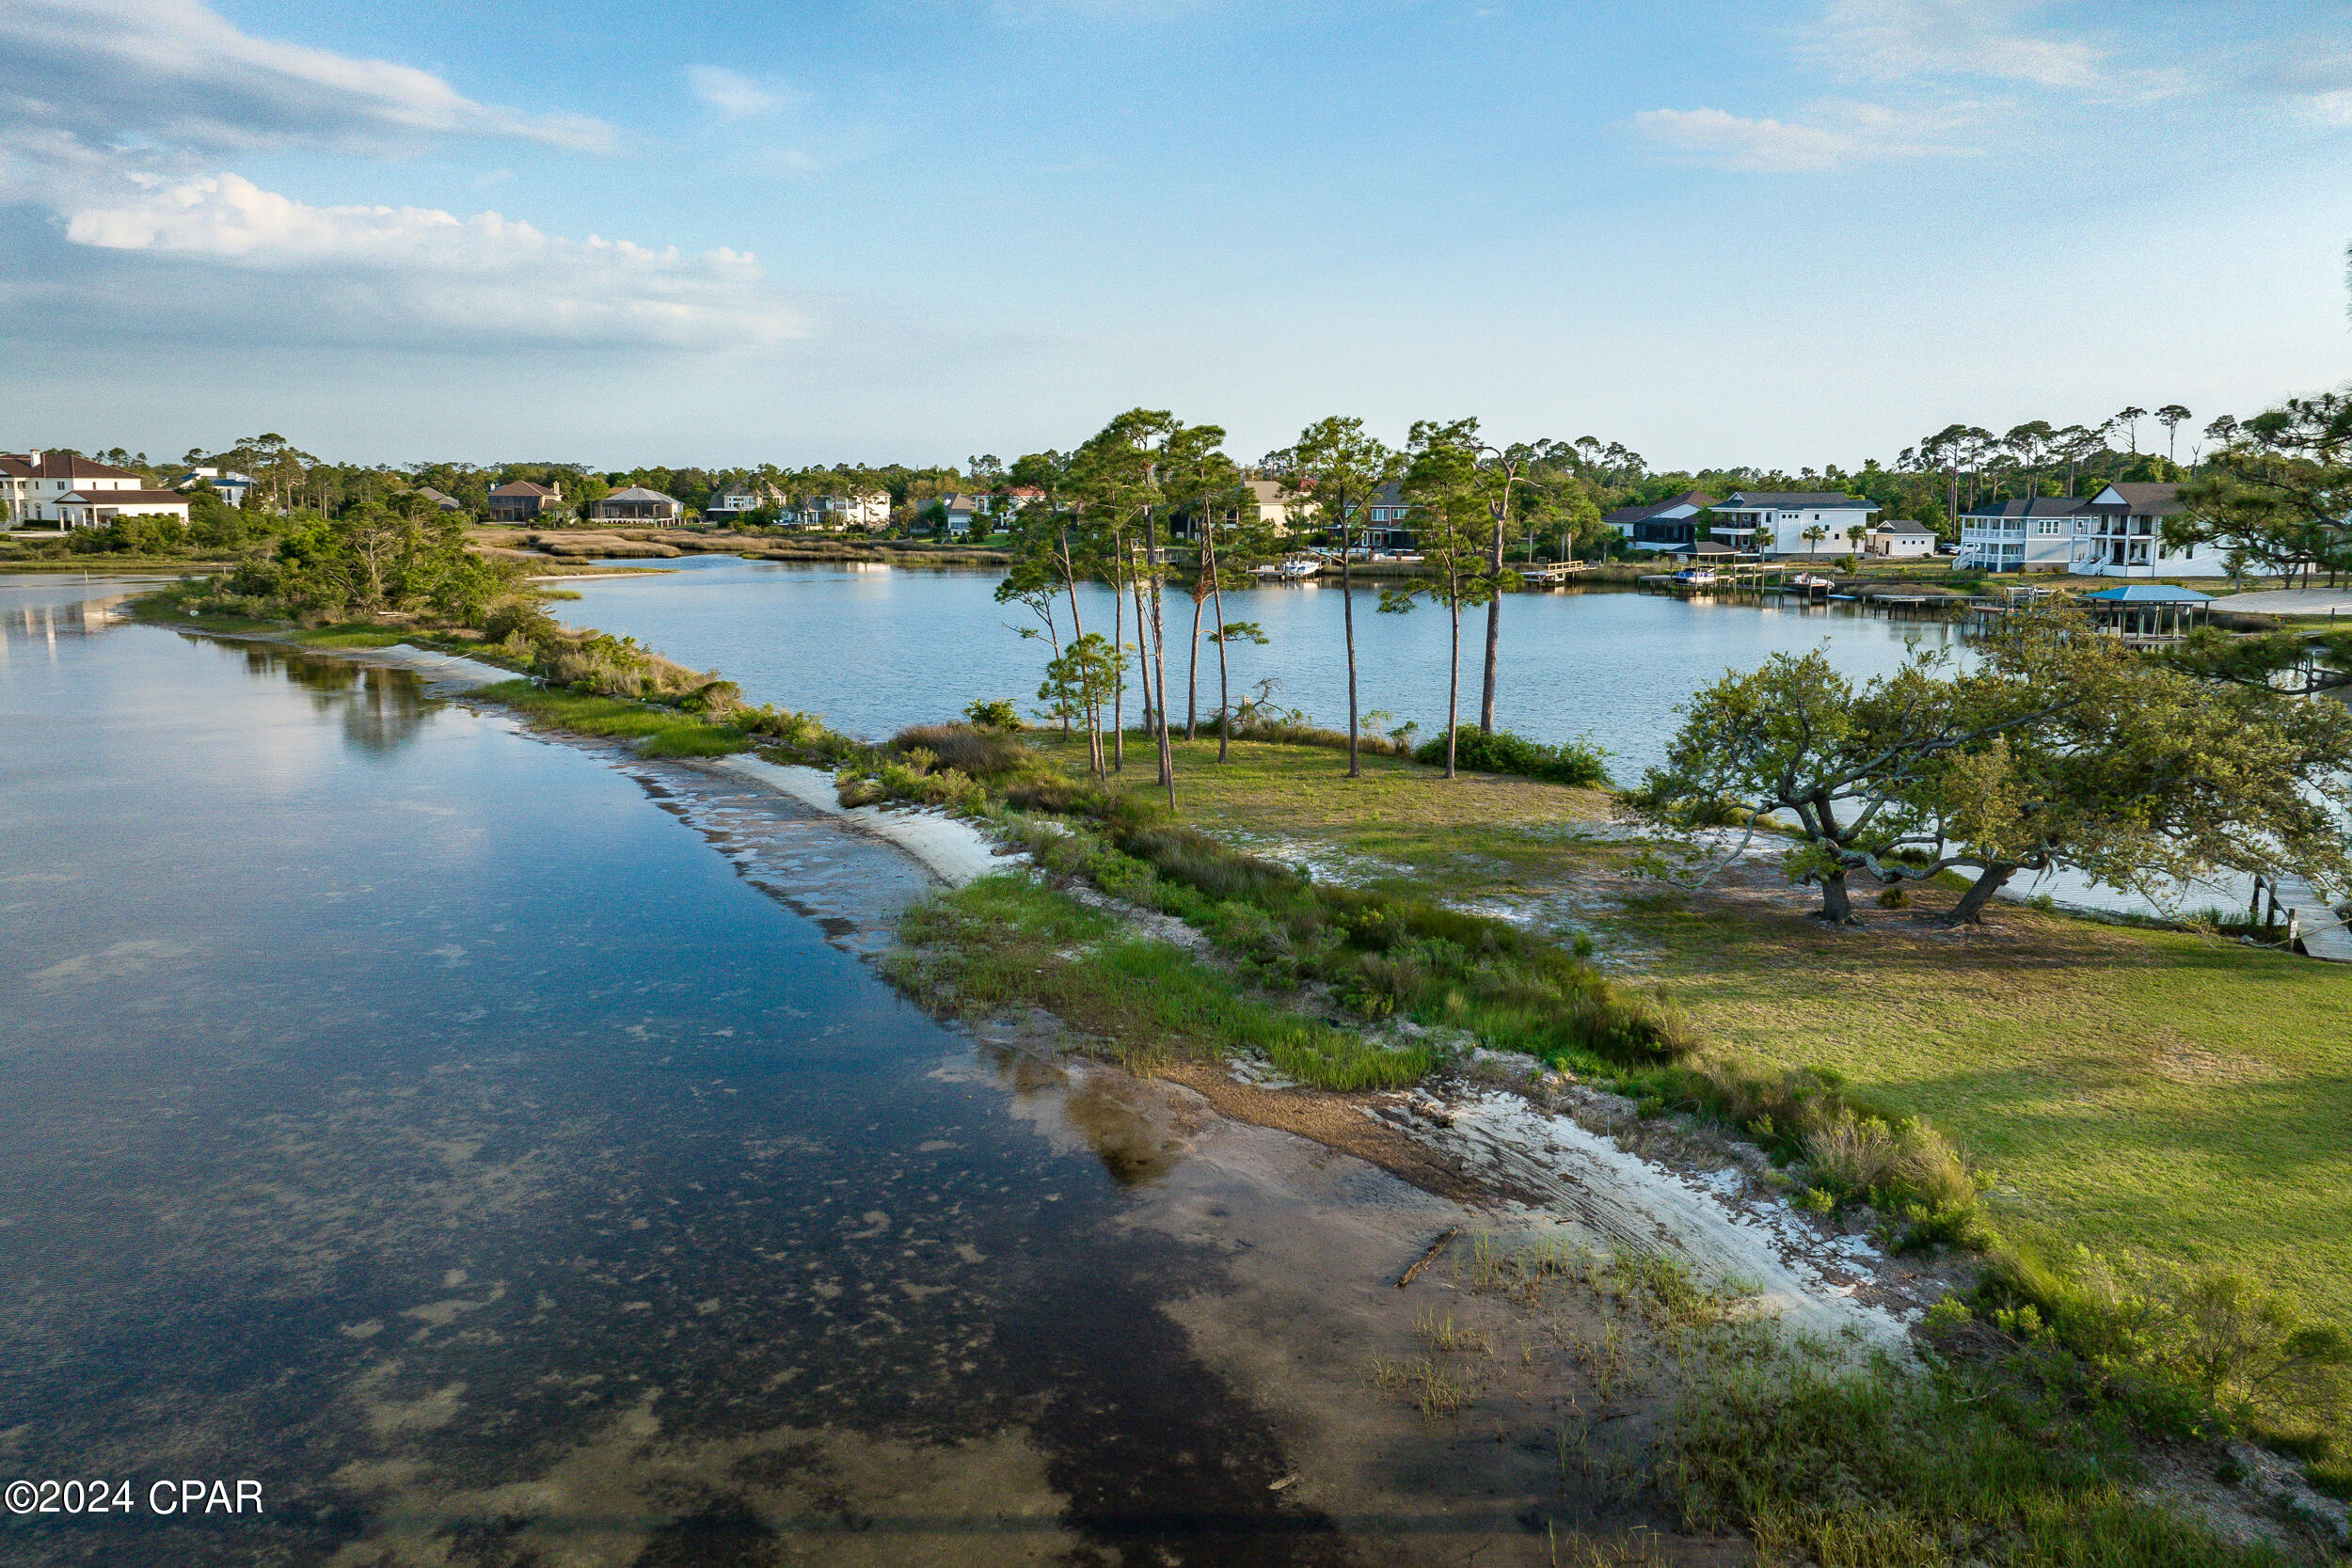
<box><xmin>549</xmin><ymin>560</ymin><xmax>2247</xmax><ymax>917</ymax></box>
<box><xmin>0</xmin><ymin>576</ymin><xmax>1416</xmax><ymax>1564</ymax></box>
<box><xmin>548</xmin><ymin>556</ymin><xmax>1971</xmax><ymax>781</ymax></box>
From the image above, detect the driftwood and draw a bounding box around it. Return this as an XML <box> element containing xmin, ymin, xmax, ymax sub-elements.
<box><xmin>1395</xmin><ymin>1227</ymin><xmax>1459</xmax><ymax>1289</ymax></box>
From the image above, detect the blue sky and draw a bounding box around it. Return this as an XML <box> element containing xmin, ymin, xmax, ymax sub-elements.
<box><xmin>3</xmin><ymin>0</ymin><xmax>2348</xmax><ymax>470</ymax></box>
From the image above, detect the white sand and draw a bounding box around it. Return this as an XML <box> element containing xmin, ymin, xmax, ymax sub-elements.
<box><xmin>707</xmin><ymin>754</ymin><xmax>1004</xmax><ymax>887</ymax></box>
<box><xmin>1396</xmin><ymin>1087</ymin><xmax>1915</xmax><ymax>1355</ymax></box>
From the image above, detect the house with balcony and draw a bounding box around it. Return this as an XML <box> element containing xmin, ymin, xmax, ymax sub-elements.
<box><xmin>2074</xmin><ymin>483</ymin><xmax>2222</xmax><ymax>577</ymax></box>
<box><xmin>487</xmin><ymin>480</ymin><xmax>563</xmax><ymax>522</ymax></box>
<box><xmin>787</xmin><ymin>489</ymin><xmax>892</xmax><ymax>531</ymax></box>
<box><xmin>1955</xmin><ymin>498</ymin><xmax>2092</xmax><ymax>572</ymax></box>
<box><xmin>1601</xmin><ymin>490</ymin><xmax>1719</xmax><ymax>551</ymax></box>
<box><xmin>173</xmin><ymin>467</ymin><xmax>256</xmax><ymax>508</ymax></box>
<box><xmin>1703</xmin><ymin>492</ymin><xmax>1882</xmax><ymax>558</ymax></box>
<box><xmin>704</xmin><ymin>478</ymin><xmax>786</xmax><ymax>524</ymax></box>
<box><xmin>1</xmin><ymin>452</ymin><xmax>150</xmax><ymax>526</ymax></box>
<box><xmin>590</xmin><ymin>486</ymin><xmax>683</xmax><ymax>526</ymax></box>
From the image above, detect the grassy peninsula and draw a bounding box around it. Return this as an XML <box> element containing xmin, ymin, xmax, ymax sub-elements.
<box><xmin>125</xmin><ymin>556</ymin><xmax>2351</xmax><ymax>1559</ymax></box>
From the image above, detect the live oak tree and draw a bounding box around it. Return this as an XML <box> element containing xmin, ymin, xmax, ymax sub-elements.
<box><xmin>1643</xmin><ymin>612</ymin><xmax>2352</xmax><ymax>927</ymax></box>
<box><xmin>1281</xmin><ymin>417</ymin><xmax>1400</xmax><ymax>779</ymax></box>
<box><xmin>2169</xmin><ymin>390</ymin><xmax>2352</xmax><ymax>587</ymax></box>
<box><xmin>1885</xmin><ymin>611</ymin><xmax>2352</xmax><ymax>923</ymax></box>
<box><xmin>1636</xmin><ymin>649</ymin><xmax>1989</xmax><ymax>923</ymax></box>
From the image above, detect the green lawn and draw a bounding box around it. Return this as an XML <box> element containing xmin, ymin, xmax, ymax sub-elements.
<box><xmin>1049</xmin><ymin>734</ymin><xmax>2352</xmax><ymax>1331</ymax></box>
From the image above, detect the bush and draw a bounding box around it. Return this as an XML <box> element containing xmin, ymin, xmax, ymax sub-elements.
<box><xmin>962</xmin><ymin>698</ymin><xmax>1022</xmax><ymax>732</ymax></box>
<box><xmin>1415</xmin><ymin>727</ymin><xmax>1611</xmax><ymax>787</ymax></box>
<box><xmin>893</xmin><ymin>722</ymin><xmax>1031</xmax><ymax>779</ymax></box>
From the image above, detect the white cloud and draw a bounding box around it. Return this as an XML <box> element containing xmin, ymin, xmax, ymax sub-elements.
<box><xmin>0</xmin><ymin>0</ymin><xmax>611</xmax><ymax>155</ymax></box>
<box><xmin>1629</xmin><ymin>100</ymin><xmax>1973</xmax><ymax>173</ymax></box>
<box><xmin>60</xmin><ymin>172</ymin><xmax>805</xmax><ymax>350</ymax></box>
<box><xmin>687</xmin><ymin>66</ymin><xmax>782</xmax><ymax>118</ymax></box>
<box><xmin>1799</xmin><ymin>0</ymin><xmax>2183</xmax><ymax>99</ymax></box>
<box><xmin>2247</xmin><ymin>54</ymin><xmax>2352</xmax><ymax>126</ymax></box>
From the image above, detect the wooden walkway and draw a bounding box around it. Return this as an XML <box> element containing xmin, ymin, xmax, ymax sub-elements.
<box><xmin>2267</xmin><ymin>871</ymin><xmax>2352</xmax><ymax>962</ymax></box>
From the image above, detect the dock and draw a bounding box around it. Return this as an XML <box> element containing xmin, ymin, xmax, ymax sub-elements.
<box><xmin>2253</xmin><ymin>872</ymin><xmax>2352</xmax><ymax>961</ymax></box>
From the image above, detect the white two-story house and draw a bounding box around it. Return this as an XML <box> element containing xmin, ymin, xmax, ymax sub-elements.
<box><xmin>1</xmin><ymin>452</ymin><xmax>153</xmax><ymax>527</ymax></box>
<box><xmin>2073</xmin><ymin>483</ymin><xmax>2225</xmax><ymax>577</ymax></box>
<box><xmin>1955</xmin><ymin>498</ymin><xmax>2092</xmax><ymax>572</ymax></box>
<box><xmin>1704</xmin><ymin>492</ymin><xmax>1882</xmax><ymax>558</ymax></box>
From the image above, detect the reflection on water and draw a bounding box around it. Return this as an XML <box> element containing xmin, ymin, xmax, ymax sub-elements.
<box><xmin>0</xmin><ymin>581</ymin><xmax>1360</xmax><ymax>1565</ymax></box>
<box><xmin>234</xmin><ymin>642</ymin><xmax>436</xmax><ymax>756</ymax></box>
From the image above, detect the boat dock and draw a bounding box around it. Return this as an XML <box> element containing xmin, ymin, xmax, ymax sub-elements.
<box><xmin>2253</xmin><ymin>872</ymin><xmax>2352</xmax><ymax>961</ymax></box>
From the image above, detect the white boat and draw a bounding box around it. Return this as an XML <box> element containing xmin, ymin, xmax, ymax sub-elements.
<box><xmin>1671</xmin><ymin>567</ymin><xmax>1721</xmax><ymax>587</ymax></box>
<box><xmin>1790</xmin><ymin>572</ymin><xmax>1836</xmax><ymax>589</ymax></box>
<box><xmin>1253</xmin><ymin>556</ymin><xmax>1323</xmax><ymax>580</ymax></box>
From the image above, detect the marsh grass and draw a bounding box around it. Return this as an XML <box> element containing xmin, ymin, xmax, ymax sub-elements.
<box><xmin>481</xmin><ymin>680</ymin><xmax>753</xmax><ymax>757</ymax></box>
<box><xmin>889</xmin><ymin>874</ymin><xmax>1438</xmax><ymax>1090</ymax></box>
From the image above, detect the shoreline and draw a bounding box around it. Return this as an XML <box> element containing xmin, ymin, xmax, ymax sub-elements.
<box><xmin>167</xmin><ymin>610</ymin><xmax>1938</xmax><ymax>1354</ymax></box>
<box><xmin>78</xmin><ymin>580</ymin><xmax>2351</xmax><ymax>1559</ymax></box>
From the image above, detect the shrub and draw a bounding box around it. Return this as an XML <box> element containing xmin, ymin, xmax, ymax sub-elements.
<box><xmin>962</xmin><ymin>698</ymin><xmax>1022</xmax><ymax>732</ymax></box>
<box><xmin>1415</xmin><ymin>727</ymin><xmax>1611</xmax><ymax>787</ymax></box>
<box><xmin>894</xmin><ymin>722</ymin><xmax>1032</xmax><ymax>779</ymax></box>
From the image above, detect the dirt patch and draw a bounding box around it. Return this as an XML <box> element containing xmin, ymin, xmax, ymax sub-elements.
<box><xmin>1155</xmin><ymin>1062</ymin><xmax>1502</xmax><ymax>1208</ymax></box>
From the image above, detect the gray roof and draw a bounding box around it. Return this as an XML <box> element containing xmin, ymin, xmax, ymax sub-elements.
<box><xmin>1602</xmin><ymin>489</ymin><xmax>1718</xmax><ymax>524</ymax></box>
<box><xmin>602</xmin><ymin>486</ymin><xmax>677</xmax><ymax>503</ymax></box>
<box><xmin>2094</xmin><ymin>483</ymin><xmax>2181</xmax><ymax>515</ymax></box>
<box><xmin>1961</xmin><ymin>497</ymin><xmax>2092</xmax><ymax>518</ymax></box>
<box><xmin>1715</xmin><ymin>492</ymin><xmax>1880</xmax><ymax>511</ymax></box>
<box><xmin>1874</xmin><ymin>519</ymin><xmax>1937</xmax><ymax>535</ymax></box>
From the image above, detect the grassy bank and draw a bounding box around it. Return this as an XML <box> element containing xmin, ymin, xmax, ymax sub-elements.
<box><xmin>888</xmin><ymin>874</ymin><xmax>1437</xmax><ymax>1089</ymax></box>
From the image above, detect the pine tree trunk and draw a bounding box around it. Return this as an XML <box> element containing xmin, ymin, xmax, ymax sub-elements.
<box><xmin>1110</xmin><ymin>541</ymin><xmax>1125</xmax><ymax>772</ymax></box>
<box><xmin>1342</xmin><ymin>518</ymin><xmax>1361</xmax><ymax>779</ymax></box>
<box><xmin>1480</xmin><ymin>497</ymin><xmax>1505</xmax><ymax>733</ymax></box>
<box><xmin>1446</xmin><ymin>592</ymin><xmax>1461</xmax><ymax>779</ymax></box>
<box><xmin>1146</xmin><ymin>513</ymin><xmax>1175</xmax><ymax>806</ymax></box>
<box><xmin>1208</xmin><ymin>528</ymin><xmax>1232</xmax><ymax>763</ymax></box>
<box><xmin>1942</xmin><ymin>864</ymin><xmax>2019</xmax><ymax>926</ymax></box>
<box><xmin>1186</xmin><ymin>591</ymin><xmax>1202</xmax><ymax>740</ymax></box>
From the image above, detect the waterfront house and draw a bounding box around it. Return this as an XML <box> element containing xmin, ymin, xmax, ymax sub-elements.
<box><xmin>1704</xmin><ymin>492</ymin><xmax>1881</xmax><ymax>558</ymax></box>
<box><xmin>590</xmin><ymin>486</ymin><xmax>683</xmax><ymax>526</ymax></box>
<box><xmin>1327</xmin><ymin>482</ymin><xmax>1415</xmax><ymax>551</ymax></box>
<box><xmin>1955</xmin><ymin>497</ymin><xmax>2091</xmax><ymax>572</ymax></box>
<box><xmin>941</xmin><ymin>494</ymin><xmax>981</xmax><ymax>536</ymax></box>
<box><xmin>704</xmin><ymin>478</ymin><xmax>786</xmax><ymax>524</ymax></box>
<box><xmin>54</xmin><ymin>487</ymin><xmax>192</xmax><ymax>530</ymax></box>
<box><xmin>487</xmin><ymin>480</ymin><xmax>563</xmax><ymax>522</ymax></box>
<box><xmin>2074</xmin><ymin>483</ymin><xmax>2221</xmax><ymax>577</ymax></box>
<box><xmin>0</xmin><ymin>452</ymin><xmax>149</xmax><ymax>527</ymax></box>
<box><xmin>412</xmin><ymin>486</ymin><xmax>465</xmax><ymax>513</ymax></box>
<box><xmin>787</xmin><ymin>489</ymin><xmax>892</xmax><ymax>531</ymax></box>
<box><xmin>173</xmin><ymin>467</ymin><xmax>256</xmax><ymax>508</ymax></box>
<box><xmin>1867</xmin><ymin>520</ymin><xmax>1939</xmax><ymax>559</ymax></box>
<box><xmin>1602</xmin><ymin>490</ymin><xmax>1719</xmax><ymax>552</ymax></box>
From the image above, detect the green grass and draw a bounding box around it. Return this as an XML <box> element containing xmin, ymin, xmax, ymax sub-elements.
<box><xmin>890</xmin><ymin>873</ymin><xmax>1437</xmax><ymax>1091</ymax></box>
<box><xmin>481</xmin><ymin>680</ymin><xmax>753</xmax><ymax>757</ymax></box>
<box><xmin>1079</xmin><ymin>735</ymin><xmax>2352</xmax><ymax>1354</ymax></box>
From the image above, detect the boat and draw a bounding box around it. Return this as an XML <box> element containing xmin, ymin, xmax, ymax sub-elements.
<box><xmin>1670</xmin><ymin>567</ymin><xmax>1721</xmax><ymax>587</ymax></box>
<box><xmin>1252</xmin><ymin>556</ymin><xmax>1323</xmax><ymax>580</ymax></box>
<box><xmin>1789</xmin><ymin>572</ymin><xmax>1836</xmax><ymax>589</ymax></box>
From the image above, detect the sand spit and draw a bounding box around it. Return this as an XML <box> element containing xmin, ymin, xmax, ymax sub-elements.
<box><xmin>706</xmin><ymin>754</ymin><xmax>1003</xmax><ymax>887</ymax></box>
